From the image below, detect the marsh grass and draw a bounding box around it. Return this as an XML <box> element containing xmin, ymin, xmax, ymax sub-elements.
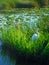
<box><xmin>1</xmin><ymin>24</ymin><xmax>48</xmax><ymax>56</ymax></box>
<box><xmin>0</xmin><ymin>9</ymin><xmax>49</xmax><ymax>64</ymax></box>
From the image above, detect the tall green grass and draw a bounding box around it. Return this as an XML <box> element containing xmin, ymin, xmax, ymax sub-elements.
<box><xmin>1</xmin><ymin>24</ymin><xmax>48</xmax><ymax>57</ymax></box>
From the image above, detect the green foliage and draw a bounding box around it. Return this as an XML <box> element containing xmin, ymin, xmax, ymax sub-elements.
<box><xmin>1</xmin><ymin>22</ymin><xmax>48</xmax><ymax>57</ymax></box>
<box><xmin>0</xmin><ymin>0</ymin><xmax>49</xmax><ymax>9</ymax></box>
<box><xmin>39</xmin><ymin>15</ymin><xmax>49</xmax><ymax>33</ymax></box>
<box><xmin>0</xmin><ymin>8</ymin><xmax>49</xmax><ymax>62</ymax></box>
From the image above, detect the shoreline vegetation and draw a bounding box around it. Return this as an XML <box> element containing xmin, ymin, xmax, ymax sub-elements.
<box><xmin>0</xmin><ymin>0</ymin><xmax>49</xmax><ymax>10</ymax></box>
<box><xmin>0</xmin><ymin>8</ymin><xmax>49</xmax><ymax>14</ymax></box>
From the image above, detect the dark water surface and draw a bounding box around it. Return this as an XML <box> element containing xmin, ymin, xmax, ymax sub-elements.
<box><xmin>0</xmin><ymin>41</ymin><xmax>16</xmax><ymax>65</ymax></box>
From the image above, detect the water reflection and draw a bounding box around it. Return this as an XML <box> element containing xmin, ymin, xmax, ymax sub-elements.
<box><xmin>0</xmin><ymin>41</ymin><xmax>16</xmax><ymax>65</ymax></box>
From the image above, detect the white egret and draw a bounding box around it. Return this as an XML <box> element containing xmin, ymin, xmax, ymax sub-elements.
<box><xmin>31</xmin><ymin>23</ymin><xmax>39</xmax><ymax>41</ymax></box>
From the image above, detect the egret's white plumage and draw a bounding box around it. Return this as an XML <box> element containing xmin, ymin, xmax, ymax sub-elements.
<box><xmin>31</xmin><ymin>33</ymin><xmax>38</xmax><ymax>41</ymax></box>
<box><xmin>31</xmin><ymin>27</ymin><xmax>39</xmax><ymax>41</ymax></box>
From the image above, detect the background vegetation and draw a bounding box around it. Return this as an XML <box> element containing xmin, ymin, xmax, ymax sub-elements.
<box><xmin>0</xmin><ymin>0</ymin><xmax>49</xmax><ymax>9</ymax></box>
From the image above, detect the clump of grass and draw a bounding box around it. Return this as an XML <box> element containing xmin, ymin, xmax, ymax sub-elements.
<box><xmin>1</xmin><ymin>24</ymin><xmax>47</xmax><ymax>57</ymax></box>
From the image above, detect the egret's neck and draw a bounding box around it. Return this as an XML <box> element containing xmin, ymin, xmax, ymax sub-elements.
<box><xmin>36</xmin><ymin>28</ymin><xmax>38</xmax><ymax>33</ymax></box>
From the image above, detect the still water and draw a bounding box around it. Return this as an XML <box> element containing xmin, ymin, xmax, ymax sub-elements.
<box><xmin>0</xmin><ymin>41</ymin><xmax>16</xmax><ymax>65</ymax></box>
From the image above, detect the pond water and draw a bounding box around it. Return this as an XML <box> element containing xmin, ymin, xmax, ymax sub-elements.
<box><xmin>0</xmin><ymin>41</ymin><xmax>16</xmax><ymax>65</ymax></box>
